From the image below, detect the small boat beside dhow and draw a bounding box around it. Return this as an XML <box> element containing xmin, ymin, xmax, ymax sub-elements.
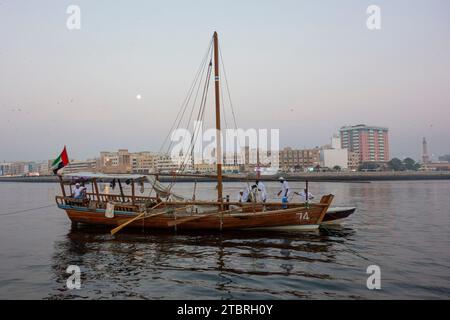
<box><xmin>322</xmin><ymin>207</ymin><xmax>356</xmax><ymax>225</ymax></box>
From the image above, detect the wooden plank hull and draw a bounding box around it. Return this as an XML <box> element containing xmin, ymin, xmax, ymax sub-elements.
<box><xmin>61</xmin><ymin>205</ymin><xmax>326</xmax><ymax>231</ymax></box>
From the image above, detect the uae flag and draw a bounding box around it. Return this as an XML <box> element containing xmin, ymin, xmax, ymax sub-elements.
<box><xmin>51</xmin><ymin>146</ymin><xmax>70</xmax><ymax>174</ymax></box>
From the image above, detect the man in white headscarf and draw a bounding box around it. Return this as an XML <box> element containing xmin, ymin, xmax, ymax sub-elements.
<box><xmin>277</xmin><ymin>177</ymin><xmax>290</xmax><ymax>198</ymax></box>
<box><xmin>255</xmin><ymin>180</ymin><xmax>267</xmax><ymax>202</ymax></box>
<box><xmin>72</xmin><ymin>183</ymin><xmax>86</xmax><ymax>199</ymax></box>
<box><xmin>237</xmin><ymin>189</ymin><xmax>249</xmax><ymax>203</ymax></box>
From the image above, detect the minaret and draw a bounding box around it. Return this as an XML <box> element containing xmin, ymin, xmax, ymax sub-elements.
<box><xmin>422</xmin><ymin>137</ymin><xmax>430</xmax><ymax>164</ymax></box>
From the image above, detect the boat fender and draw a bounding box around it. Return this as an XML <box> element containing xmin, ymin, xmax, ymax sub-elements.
<box><xmin>105</xmin><ymin>202</ymin><xmax>115</xmax><ymax>218</ymax></box>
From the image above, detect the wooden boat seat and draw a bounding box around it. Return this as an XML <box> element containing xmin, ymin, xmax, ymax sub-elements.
<box><xmin>241</xmin><ymin>204</ymin><xmax>264</xmax><ymax>213</ymax></box>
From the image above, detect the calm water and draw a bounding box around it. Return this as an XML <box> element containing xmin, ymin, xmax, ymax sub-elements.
<box><xmin>0</xmin><ymin>181</ymin><xmax>449</xmax><ymax>299</ymax></box>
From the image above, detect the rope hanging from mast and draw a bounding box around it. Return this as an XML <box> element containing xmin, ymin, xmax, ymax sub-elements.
<box><xmin>158</xmin><ymin>39</ymin><xmax>213</xmax><ymax>156</ymax></box>
<box><xmin>165</xmin><ymin>39</ymin><xmax>214</xmax><ymax>193</ymax></box>
<box><xmin>157</xmin><ymin>33</ymin><xmax>242</xmax><ymax>203</ymax></box>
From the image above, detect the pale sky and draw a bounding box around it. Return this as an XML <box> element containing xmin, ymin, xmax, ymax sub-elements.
<box><xmin>1</xmin><ymin>0</ymin><xmax>449</xmax><ymax>162</ymax></box>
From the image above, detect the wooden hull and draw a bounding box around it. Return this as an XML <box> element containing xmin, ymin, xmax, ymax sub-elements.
<box><xmin>60</xmin><ymin>205</ymin><xmax>328</xmax><ymax>231</ymax></box>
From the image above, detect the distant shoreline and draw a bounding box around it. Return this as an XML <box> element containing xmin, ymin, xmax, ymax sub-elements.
<box><xmin>1</xmin><ymin>171</ymin><xmax>450</xmax><ymax>183</ymax></box>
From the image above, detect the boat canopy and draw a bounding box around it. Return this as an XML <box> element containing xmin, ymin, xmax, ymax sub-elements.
<box><xmin>62</xmin><ymin>172</ymin><xmax>185</xmax><ymax>201</ymax></box>
<box><xmin>63</xmin><ymin>172</ymin><xmax>149</xmax><ymax>181</ymax></box>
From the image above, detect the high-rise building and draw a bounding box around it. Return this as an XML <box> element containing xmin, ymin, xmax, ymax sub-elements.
<box><xmin>340</xmin><ymin>124</ymin><xmax>389</xmax><ymax>164</ymax></box>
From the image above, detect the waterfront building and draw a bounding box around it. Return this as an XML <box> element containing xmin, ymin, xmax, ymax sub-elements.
<box><xmin>421</xmin><ymin>137</ymin><xmax>431</xmax><ymax>171</ymax></box>
<box><xmin>427</xmin><ymin>162</ymin><xmax>450</xmax><ymax>171</ymax></box>
<box><xmin>131</xmin><ymin>152</ymin><xmax>158</xmax><ymax>174</ymax></box>
<box><xmin>11</xmin><ymin>162</ymin><xmax>27</xmax><ymax>175</ymax></box>
<box><xmin>422</xmin><ymin>137</ymin><xmax>430</xmax><ymax>164</ymax></box>
<box><xmin>192</xmin><ymin>162</ymin><xmax>239</xmax><ymax>174</ymax></box>
<box><xmin>223</xmin><ymin>151</ymin><xmax>243</xmax><ymax>166</ymax></box>
<box><xmin>340</xmin><ymin>124</ymin><xmax>389</xmax><ymax>164</ymax></box>
<box><xmin>0</xmin><ymin>163</ymin><xmax>11</xmax><ymax>176</ymax></box>
<box><xmin>238</xmin><ymin>147</ymin><xmax>276</xmax><ymax>172</ymax></box>
<box><xmin>99</xmin><ymin>150</ymin><xmax>132</xmax><ymax>173</ymax></box>
<box><xmin>320</xmin><ymin>135</ymin><xmax>348</xmax><ymax>170</ymax></box>
<box><xmin>37</xmin><ymin>161</ymin><xmax>51</xmax><ymax>176</ymax></box>
<box><xmin>419</xmin><ymin>139</ymin><xmax>450</xmax><ymax>171</ymax></box>
<box><xmin>1</xmin><ymin>162</ymin><xmax>23</xmax><ymax>176</ymax></box>
<box><xmin>348</xmin><ymin>151</ymin><xmax>360</xmax><ymax>171</ymax></box>
<box><xmin>64</xmin><ymin>159</ymin><xmax>98</xmax><ymax>173</ymax></box>
<box><xmin>155</xmin><ymin>154</ymin><xmax>180</xmax><ymax>172</ymax></box>
<box><xmin>0</xmin><ymin>161</ymin><xmax>40</xmax><ymax>176</ymax></box>
<box><xmin>438</xmin><ymin>154</ymin><xmax>450</xmax><ymax>162</ymax></box>
<box><xmin>222</xmin><ymin>165</ymin><xmax>240</xmax><ymax>174</ymax></box>
<box><xmin>278</xmin><ymin>147</ymin><xmax>321</xmax><ymax>172</ymax></box>
<box><xmin>193</xmin><ymin>162</ymin><xmax>215</xmax><ymax>173</ymax></box>
<box><xmin>99</xmin><ymin>149</ymin><xmax>182</xmax><ymax>174</ymax></box>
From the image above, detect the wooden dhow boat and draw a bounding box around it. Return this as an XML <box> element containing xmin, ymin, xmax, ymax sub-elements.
<box><xmin>56</xmin><ymin>172</ymin><xmax>334</xmax><ymax>233</ymax></box>
<box><xmin>55</xmin><ymin>32</ymin><xmax>336</xmax><ymax>234</ymax></box>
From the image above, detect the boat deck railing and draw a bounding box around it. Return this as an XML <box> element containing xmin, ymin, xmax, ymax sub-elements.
<box><xmin>55</xmin><ymin>192</ymin><xmax>330</xmax><ymax>214</ymax></box>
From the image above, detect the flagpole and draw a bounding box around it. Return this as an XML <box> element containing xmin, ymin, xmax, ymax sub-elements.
<box><xmin>58</xmin><ymin>175</ymin><xmax>66</xmax><ymax>198</ymax></box>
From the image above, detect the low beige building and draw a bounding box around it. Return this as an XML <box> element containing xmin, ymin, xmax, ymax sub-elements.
<box><xmin>63</xmin><ymin>159</ymin><xmax>98</xmax><ymax>173</ymax></box>
<box><xmin>279</xmin><ymin>147</ymin><xmax>321</xmax><ymax>171</ymax></box>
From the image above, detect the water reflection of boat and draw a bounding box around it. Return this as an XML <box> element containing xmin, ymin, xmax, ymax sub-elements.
<box><xmin>47</xmin><ymin>225</ymin><xmax>356</xmax><ymax>299</ymax></box>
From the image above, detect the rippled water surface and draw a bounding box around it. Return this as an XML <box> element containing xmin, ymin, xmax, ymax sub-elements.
<box><xmin>0</xmin><ymin>181</ymin><xmax>449</xmax><ymax>299</ymax></box>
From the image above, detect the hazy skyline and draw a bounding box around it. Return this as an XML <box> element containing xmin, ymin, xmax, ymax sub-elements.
<box><xmin>1</xmin><ymin>0</ymin><xmax>449</xmax><ymax>162</ymax></box>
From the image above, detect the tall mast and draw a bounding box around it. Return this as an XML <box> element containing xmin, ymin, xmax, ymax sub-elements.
<box><xmin>213</xmin><ymin>31</ymin><xmax>223</xmax><ymax>204</ymax></box>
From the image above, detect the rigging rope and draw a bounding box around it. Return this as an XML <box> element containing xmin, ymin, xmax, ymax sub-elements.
<box><xmin>221</xmin><ymin>45</ymin><xmax>252</xmax><ymax>188</ymax></box>
<box><xmin>219</xmin><ymin>43</ymin><xmax>244</xmax><ymax>169</ymax></box>
<box><xmin>220</xmin><ymin>65</ymin><xmax>229</xmax><ymax>133</ymax></box>
<box><xmin>166</xmin><ymin>48</ymin><xmax>214</xmax><ymax>193</ymax></box>
<box><xmin>156</xmin><ymin>36</ymin><xmax>243</xmax><ymax>200</ymax></box>
<box><xmin>176</xmin><ymin>57</ymin><xmax>213</xmax><ymax>175</ymax></box>
<box><xmin>159</xmin><ymin>39</ymin><xmax>213</xmax><ymax>155</ymax></box>
<box><xmin>164</xmin><ymin>50</ymin><xmax>210</xmax><ymax>156</ymax></box>
<box><xmin>0</xmin><ymin>204</ymin><xmax>55</xmax><ymax>217</ymax></box>
<box><xmin>219</xmin><ymin>44</ymin><xmax>240</xmax><ymax>134</ymax></box>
